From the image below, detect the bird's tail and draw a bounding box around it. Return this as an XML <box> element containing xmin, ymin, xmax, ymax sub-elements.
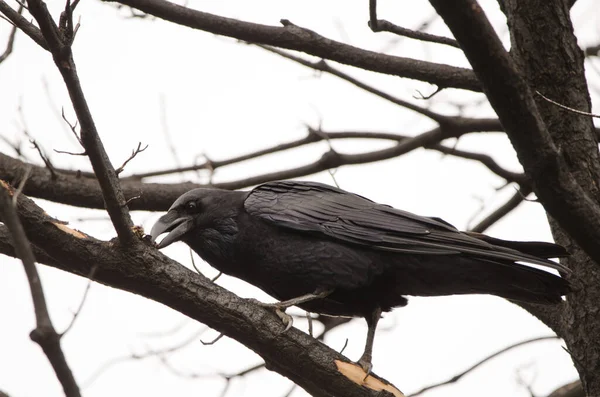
<box><xmin>465</xmin><ymin>232</ymin><xmax>569</xmax><ymax>260</ymax></box>
<box><xmin>478</xmin><ymin>260</ymin><xmax>571</xmax><ymax>304</ymax></box>
<box><xmin>395</xmin><ymin>256</ymin><xmax>571</xmax><ymax>304</ymax></box>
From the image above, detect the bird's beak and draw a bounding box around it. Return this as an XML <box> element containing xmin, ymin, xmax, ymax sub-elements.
<box><xmin>150</xmin><ymin>211</ymin><xmax>193</xmax><ymax>249</ymax></box>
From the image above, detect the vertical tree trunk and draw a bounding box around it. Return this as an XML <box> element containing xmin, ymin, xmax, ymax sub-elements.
<box><xmin>502</xmin><ymin>0</ymin><xmax>600</xmax><ymax>393</ymax></box>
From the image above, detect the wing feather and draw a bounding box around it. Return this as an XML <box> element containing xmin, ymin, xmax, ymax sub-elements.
<box><xmin>244</xmin><ymin>181</ymin><xmax>569</xmax><ymax>272</ymax></box>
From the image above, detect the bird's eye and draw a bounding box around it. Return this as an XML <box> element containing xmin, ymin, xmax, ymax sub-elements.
<box><xmin>186</xmin><ymin>201</ymin><xmax>198</xmax><ymax>212</ymax></box>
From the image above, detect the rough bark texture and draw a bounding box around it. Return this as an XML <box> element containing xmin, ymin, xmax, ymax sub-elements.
<box><xmin>0</xmin><ymin>185</ymin><xmax>403</xmax><ymax>397</ymax></box>
<box><xmin>502</xmin><ymin>1</ymin><xmax>600</xmax><ymax>393</ymax></box>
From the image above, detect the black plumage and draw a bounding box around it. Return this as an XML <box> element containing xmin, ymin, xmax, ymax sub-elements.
<box><xmin>151</xmin><ymin>180</ymin><xmax>570</xmax><ymax>371</ymax></box>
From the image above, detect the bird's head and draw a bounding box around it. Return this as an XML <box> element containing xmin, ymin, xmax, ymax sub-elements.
<box><xmin>150</xmin><ymin>188</ymin><xmax>245</xmax><ymax>249</ymax></box>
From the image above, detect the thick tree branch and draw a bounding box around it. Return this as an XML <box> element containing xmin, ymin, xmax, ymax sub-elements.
<box><xmin>26</xmin><ymin>0</ymin><xmax>135</xmax><ymax>245</ymax></box>
<box><xmin>103</xmin><ymin>0</ymin><xmax>481</xmax><ymax>92</ymax></box>
<box><xmin>0</xmin><ymin>0</ymin><xmax>47</xmax><ymax>50</ymax></box>
<box><xmin>428</xmin><ymin>0</ymin><xmax>600</xmax><ymax>270</ymax></box>
<box><xmin>0</xmin><ymin>120</ymin><xmax>508</xmax><ymax>211</ymax></box>
<box><xmin>0</xmin><ymin>187</ymin><xmax>405</xmax><ymax>397</ymax></box>
<box><xmin>0</xmin><ymin>183</ymin><xmax>81</xmax><ymax>397</ymax></box>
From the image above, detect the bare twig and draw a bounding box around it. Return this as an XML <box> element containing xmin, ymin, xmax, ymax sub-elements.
<box><xmin>13</xmin><ymin>165</ymin><xmax>32</xmax><ymax>204</ymax></box>
<box><xmin>189</xmin><ymin>248</ymin><xmax>203</xmax><ymax>275</ymax></box>
<box><xmin>0</xmin><ymin>4</ymin><xmax>22</xmax><ymax>63</ymax></box>
<box><xmin>407</xmin><ymin>336</ymin><xmax>559</xmax><ymax>397</ymax></box>
<box><xmin>125</xmin><ymin>122</ymin><xmax>507</xmax><ymax>183</ymax></box>
<box><xmin>536</xmin><ymin>90</ymin><xmax>600</xmax><ymax>118</ymax></box>
<box><xmin>584</xmin><ymin>44</ymin><xmax>600</xmax><ymax>57</ymax></box>
<box><xmin>83</xmin><ymin>327</ymin><xmax>208</xmax><ymax>387</ymax></box>
<box><xmin>0</xmin><ymin>184</ymin><xmax>81</xmax><ymax>397</ymax></box>
<box><xmin>200</xmin><ymin>332</ymin><xmax>224</xmax><ymax>346</ymax></box>
<box><xmin>54</xmin><ymin>149</ymin><xmax>87</xmax><ymax>156</ymax></box>
<box><xmin>61</xmin><ymin>108</ymin><xmax>83</xmax><ymax>146</ymax></box>
<box><xmin>159</xmin><ymin>94</ymin><xmax>181</xmax><ymax>168</ymax></box>
<box><xmin>30</xmin><ymin>140</ymin><xmax>57</xmax><ymax>179</ymax></box>
<box><xmin>0</xmin><ymin>135</ymin><xmax>26</xmax><ymax>159</ymax></box>
<box><xmin>115</xmin><ymin>142</ymin><xmax>148</xmax><ymax>175</ymax></box>
<box><xmin>368</xmin><ymin>0</ymin><xmax>378</xmax><ymax>31</ymax></box>
<box><xmin>258</xmin><ymin>44</ymin><xmax>449</xmax><ymax>123</ymax></box>
<box><xmin>370</xmin><ymin>19</ymin><xmax>460</xmax><ymax>49</ymax></box>
<box><xmin>61</xmin><ymin>265</ymin><xmax>98</xmax><ymax>336</ymax></box>
<box><xmin>27</xmin><ymin>0</ymin><xmax>136</xmax><ymax>245</ymax></box>
<box><xmin>469</xmin><ymin>185</ymin><xmax>532</xmax><ymax>233</ymax></box>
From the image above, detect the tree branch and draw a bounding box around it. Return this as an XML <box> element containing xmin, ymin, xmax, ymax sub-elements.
<box><xmin>103</xmin><ymin>0</ymin><xmax>481</xmax><ymax>91</ymax></box>
<box><xmin>26</xmin><ymin>0</ymin><xmax>135</xmax><ymax>245</ymax></box>
<box><xmin>469</xmin><ymin>185</ymin><xmax>532</xmax><ymax>233</ymax></box>
<box><xmin>0</xmin><ymin>120</ymin><xmax>507</xmax><ymax>211</ymax></box>
<box><xmin>257</xmin><ymin>45</ymin><xmax>450</xmax><ymax>123</ymax></box>
<box><xmin>0</xmin><ymin>182</ymin><xmax>81</xmax><ymax>397</ymax></box>
<box><xmin>408</xmin><ymin>336</ymin><xmax>560</xmax><ymax>397</ymax></box>
<box><xmin>0</xmin><ymin>186</ymin><xmax>405</xmax><ymax>397</ymax></box>
<box><xmin>428</xmin><ymin>0</ymin><xmax>600</xmax><ymax>270</ymax></box>
<box><xmin>0</xmin><ymin>0</ymin><xmax>47</xmax><ymax>50</ymax></box>
<box><xmin>370</xmin><ymin>19</ymin><xmax>460</xmax><ymax>49</ymax></box>
<box><xmin>0</xmin><ymin>4</ymin><xmax>22</xmax><ymax>63</ymax></box>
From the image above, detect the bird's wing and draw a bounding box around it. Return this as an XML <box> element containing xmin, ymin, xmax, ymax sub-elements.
<box><xmin>244</xmin><ymin>181</ymin><xmax>569</xmax><ymax>272</ymax></box>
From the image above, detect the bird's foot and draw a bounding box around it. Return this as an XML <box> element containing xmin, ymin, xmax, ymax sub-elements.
<box><xmin>275</xmin><ymin>307</ymin><xmax>294</xmax><ymax>332</ymax></box>
<box><xmin>246</xmin><ymin>298</ymin><xmax>294</xmax><ymax>332</ymax></box>
<box><xmin>356</xmin><ymin>355</ymin><xmax>373</xmax><ymax>380</ymax></box>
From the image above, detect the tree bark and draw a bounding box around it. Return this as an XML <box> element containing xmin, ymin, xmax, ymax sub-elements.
<box><xmin>502</xmin><ymin>1</ymin><xmax>600</xmax><ymax>394</ymax></box>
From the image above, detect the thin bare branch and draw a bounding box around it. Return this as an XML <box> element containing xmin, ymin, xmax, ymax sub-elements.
<box><xmin>159</xmin><ymin>94</ymin><xmax>181</xmax><ymax>168</ymax></box>
<box><xmin>13</xmin><ymin>165</ymin><xmax>31</xmax><ymax>204</ymax></box>
<box><xmin>370</xmin><ymin>18</ymin><xmax>460</xmax><ymax>49</ymax></box>
<box><xmin>61</xmin><ymin>108</ymin><xmax>83</xmax><ymax>146</ymax></box>
<box><xmin>469</xmin><ymin>185</ymin><xmax>532</xmax><ymax>233</ymax></box>
<box><xmin>200</xmin><ymin>332</ymin><xmax>224</xmax><ymax>346</ymax></box>
<box><xmin>30</xmin><ymin>140</ymin><xmax>57</xmax><ymax>179</ymax></box>
<box><xmin>408</xmin><ymin>336</ymin><xmax>560</xmax><ymax>397</ymax></box>
<box><xmin>0</xmin><ymin>184</ymin><xmax>81</xmax><ymax>397</ymax></box>
<box><xmin>125</xmin><ymin>120</ymin><xmax>505</xmax><ymax>182</ymax></box>
<box><xmin>368</xmin><ymin>0</ymin><xmax>378</xmax><ymax>31</ymax></box>
<box><xmin>61</xmin><ymin>265</ymin><xmax>97</xmax><ymax>337</ymax></box>
<box><xmin>536</xmin><ymin>90</ymin><xmax>600</xmax><ymax>118</ymax></box>
<box><xmin>83</xmin><ymin>327</ymin><xmax>208</xmax><ymax>387</ymax></box>
<box><xmin>27</xmin><ymin>0</ymin><xmax>136</xmax><ymax>245</ymax></box>
<box><xmin>115</xmin><ymin>142</ymin><xmax>148</xmax><ymax>175</ymax></box>
<box><xmin>258</xmin><ymin>44</ymin><xmax>449</xmax><ymax>123</ymax></box>
<box><xmin>0</xmin><ymin>4</ymin><xmax>22</xmax><ymax>63</ymax></box>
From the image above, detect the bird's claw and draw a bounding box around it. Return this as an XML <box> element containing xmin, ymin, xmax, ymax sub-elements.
<box><xmin>246</xmin><ymin>298</ymin><xmax>294</xmax><ymax>332</ymax></box>
<box><xmin>357</xmin><ymin>356</ymin><xmax>373</xmax><ymax>380</ymax></box>
<box><xmin>275</xmin><ymin>308</ymin><xmax>294</xmax><ymax>332</ymax></box>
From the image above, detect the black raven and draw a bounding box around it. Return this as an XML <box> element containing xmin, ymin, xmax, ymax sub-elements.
<box><xmin>150</xmin><ymin>181</ymin><xmax>570</xmax><ymax>372</ymax></box>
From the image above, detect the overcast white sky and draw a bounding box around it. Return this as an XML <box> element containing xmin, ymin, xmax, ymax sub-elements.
<box><xmin>1</xmin><ymin>0</ymin><xmax>599</xmax><ymax>396</ymax></box>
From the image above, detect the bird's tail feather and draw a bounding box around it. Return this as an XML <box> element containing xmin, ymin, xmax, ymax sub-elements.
<box><xmin>465</xmin><ymin>232</ymin><xmax>569</xmax><ymax>259</ymax></box>
<box><xmin>397</xmin><ymin>257</ymin><xmax>570</xmax><ymax>304</ymax></box>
